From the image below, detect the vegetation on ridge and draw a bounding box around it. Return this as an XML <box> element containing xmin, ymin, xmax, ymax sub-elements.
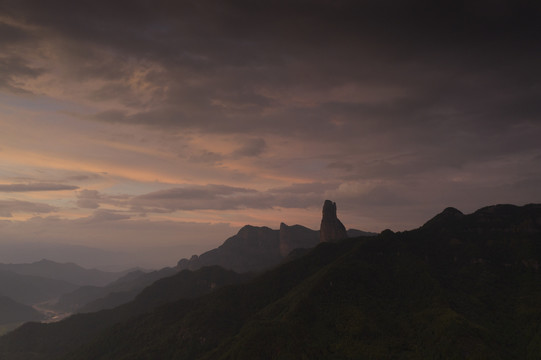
<box><xmin>1</xmin><ymin>204</ymin><xmax>540</xmax><ymax>359</ymax></box>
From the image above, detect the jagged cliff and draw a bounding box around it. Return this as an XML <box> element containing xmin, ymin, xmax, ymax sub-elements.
<box><xmin>279</xmin><ymin>223</ymin><xmax>319</xmax><ymax>257</ymax></box>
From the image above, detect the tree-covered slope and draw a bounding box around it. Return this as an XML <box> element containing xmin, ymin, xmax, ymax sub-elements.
<box><xmin>1</xmin><ymin>203</ymin><xmax>541</xmax><ymax>359</ymax></box>
<box><xmin>0</xmin><ymin>267</ymin><xmax>249</xmax><ymax>360</ymax></box>
<box><xmin>53</xmin><ymin>267</ymin><xmax>177</xmax><ymax>313</ymax></box>
<box><xmin>65</xmin><ymin>203</ymin><xmax>541</xmax><ymax>360</ymax></box>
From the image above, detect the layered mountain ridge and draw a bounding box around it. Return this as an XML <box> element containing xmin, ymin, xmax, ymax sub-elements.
<box><xmin>54</xmin><ymin>201</ymin><xmax>370</xmax><ymax>314</ymax></box>
<box><xmin>1</xmin><ymin>203</ymin><xmax>540</xmax><ymax>359</ymax></box>
<box><xmin>0</xmin><ymin>259</ymin><xmax>128</xmax><ymax>287</ymax></box>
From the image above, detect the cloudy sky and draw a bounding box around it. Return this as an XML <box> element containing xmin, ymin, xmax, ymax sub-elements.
<box><xmin>0</xmin><ymin>0</ymin><xmax>540</xmax><ymax>268</ymax></box>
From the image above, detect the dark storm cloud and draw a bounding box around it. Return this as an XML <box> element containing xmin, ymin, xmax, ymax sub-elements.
<box><xmin>0</xmin><ymin>19</ymin><xmax>43</xmax><ymax>93</ymax></box>
<box><xmin>0</xmin><ymin>200</ymin><xmax>57</xmax><ymax>217</ymax></box>
<box><xmin>130</xmin><ymin>184</ymin><xmax>268</xmax><ymax>211</ymax></box>
<box><xmin>128</xmin><ymin>182</ymin><xmax>339</xmax><ymax>212</ymax></box>
<box><xmin>233</xmin><ymin>138</ymin><xmax>266</xmax><ymax>157</ymax></box>
<box><xmin>0</xmin><ymin>21</ymin><xmax>30</xmax><ymax>44</ymax></box>
<box><xmin>75</xmin><ymin>183</ymin><xmax>336</xmax><ymax>214</ymax></box>
<box><xmin>1</xmin><ymin>0</ymin><xmax>540</xmax><ymax>222</ymax></box>
<box><xmin>0</xmin><ymin>183</ymin><xmax>79</xmax><ymax>192</ymax></box>
<box><xmin>267</xmin><ymin>182</ymin><xmax>340</xmax><ymax>209</ymax></box>
<box><xmin>269</xmin><ymin>182</ymin><xmax>339</xmax><ymax>194</ymax></box>
<box><xmin>0</xmin><ymin>55</ymin><xmax>43</xmax><ymax>93</ymax></box>
<box><xmin>4</xmin><ymin>0</ymin><xmax>540</xmax><ymax>138</ymax></box>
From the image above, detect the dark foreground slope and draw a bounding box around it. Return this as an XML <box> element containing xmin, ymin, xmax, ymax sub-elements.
<box><xmin>53</xmin><ymin>267</ymin><xmax>177</xmax><ymax>313</ymax></box>
<box><xmin>2</xmin><ymin>203</ymin><xmax>541</xmax><ymax>359</ymax></box>
<box><xmin>0</xmin><ymin>267</ymin><xmax>248</xmax><ymax>360</ymax></box>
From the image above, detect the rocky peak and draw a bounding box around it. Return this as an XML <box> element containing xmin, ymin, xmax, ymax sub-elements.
<box><xmin>320</xmin><ymin>200</ymin><xmax>347</xmax><ymax>242</ymax></box>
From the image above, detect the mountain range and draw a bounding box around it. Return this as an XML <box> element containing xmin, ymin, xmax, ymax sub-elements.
<box><xmin>0</xmin><ymin>269</ymin><xmax>77</xmax><ymax>306</ymax></box>
<box><xmin>54</xmin><ymin>207</ymin><xmax>372</xmax><ymax>314</ymax></box>
<box><xmin>176</xmin><ymin>220</ymin><xmax>375</xmax><ymax>273</ymax></box>
<box><xmin>0</xmin><ymin>296</ymin><xmax>43</xmax><ymax>326</ymax></box>
<box><xmin>1</xmin><ymin>203</ymin><xmax>540</xmax><ymax>359</ymax></box>
<box><xmin>53</xmin><ymin>267</ymin><xmax>177</xmax><ymax>313</ymax></box>
<box><xmin>0</xmin><ymin>259</ymin><xmax>128</xmax><ymax>287</ymax></box>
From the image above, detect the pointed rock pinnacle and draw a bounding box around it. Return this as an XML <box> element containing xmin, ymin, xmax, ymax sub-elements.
<box><xmin>320</xmin><ymin>200</ymin><xmax>347</xmax><ymax>242</ymax></box>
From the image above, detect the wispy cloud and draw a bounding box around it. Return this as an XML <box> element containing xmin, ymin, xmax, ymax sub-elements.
<box><xmin>0</xmin><ymin>183</ymin><xmax>79</xmax><ymax>192</ymax></box>
<box><xmin>0</xmin><ymin>199</ymin><xmax>57</xmax><ymax>217</ymax></box>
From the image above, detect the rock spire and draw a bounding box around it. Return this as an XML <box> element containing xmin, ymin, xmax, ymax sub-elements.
<box><xmin>319</xmin><ymin>200</ymin><xmax>347</xmax><ymax>242</ymax></box>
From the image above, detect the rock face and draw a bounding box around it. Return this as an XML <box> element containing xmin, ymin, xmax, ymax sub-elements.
<box><xmin>177</xmin><ymin>226</ymin><xmax>282</xmax><ymax>273</ymax></box>
<box><xmin>320</xmin><ymin>200</ymin><xmax>348</xmax><ymax>242</ymax></box>
<box><xmin>177</xmin><ymin>224</ymin><xmax>320</xmax><ymax>273</ymax></box>
<box><xmin>278</xmin><ymin>223</ymin><xmax>319</xmax><ymax>257</ymax></box>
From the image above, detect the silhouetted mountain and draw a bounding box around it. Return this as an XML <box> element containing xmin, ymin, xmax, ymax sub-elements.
<box><xmin>54</xmin><ymin>267</ymin><xmax>177</xmax><ymax>313</ymax></box>
<box><xmin>0</xmin><ymin>296</ymin><xmax>43</xmax><ymax>325</ymax></box>
<box><xmin>176</xmin><ymin>223</ymin><xmax>320</xmax><ymax>273</ymax></box>
<box><xmin>177</xmin><ymin>225</ymin><xmax>282</xmax><ymax>273</ymax></box>
<box><xmin>278</xmin><ymin>223</ymin><xmax>319</xmax><ymax>257</ymax></box>
<box><xmin>2</xmin><ymin>203</ymin><xmax>541</xmax><ymax>359</ymax></box>
<box><xmin>178</xmin><ymin>201</ymin><xmax>370</xmax><ymax>273</ymax></box>
<box><xmin>0</xmin><ymin>270</ymin><xmax>77</xmax><ymax>305</ymax></box>
<box><xmin>0</xmin><ymin>259</ymin><xmax>127</xmax><ymax>287</ymax></box>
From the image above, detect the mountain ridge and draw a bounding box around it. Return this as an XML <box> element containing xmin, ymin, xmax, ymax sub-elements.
<box><xmin>177</xmin><ymin>219</ymin><xmax>375</xmax><ymax>273</ymax></box>
<box><xmin>0</xmin><ymin>296</ymin><xmax>43</xmax><ymax>325</ymax></box>
<box><xmin>0</xmin><ymin>269</ymin><xmax>78</xmax><ymax>306</ymax></box>
<box><xmin>0</xmin><ymin>259</ymin><xmax>129</xmax><ymax>287</ymax></box>
<box><xmin>2</xmin><ymin>203</ymin><xmax>541</xmax><ymax>359</ymax></box>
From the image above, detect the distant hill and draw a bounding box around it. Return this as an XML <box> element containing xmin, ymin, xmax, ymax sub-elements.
<box><xmin>1</xmin><ymin>203</ymin><xmax>540</xmax><ymax>359</ymax></box>
<box><xmin>53</xmin><ymin>267</ymin><xmax>177</xmax><ymax>313</ymax></box>
<box><xmin>0</xmin><ymin>259</ymin><xmax>128</xmax><ymax>287</ymax></box>
<box><xmin>177</xmin><ymin>225</ymin><xmax>283</xmax><ymax>273</ymax></box>
<box><xmin>0</xmin><ymin>266</ymin><xmax>249</xmax><ymax>359</ymax></box>
<box><xmin>0</xmin><ymin>270</ymin><xmax>78</xmax><ymax>305</ymax></box>
<box><xmin>0</xmin><ymin>242</ymin><xmax>131</xmax><ymax>271</ymax></box>
<box><xmin>0</xmin><ymin>296</ymin><xmax>43</xmax><ymax>325</ymax></box>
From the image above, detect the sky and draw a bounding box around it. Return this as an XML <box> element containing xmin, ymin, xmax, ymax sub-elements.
<box><xmin>0</xmin><ymin>0</ymin><xmax>540</xmax><ymax>269</ymax></box>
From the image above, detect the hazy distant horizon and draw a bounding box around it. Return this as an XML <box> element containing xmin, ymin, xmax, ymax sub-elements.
<box><xmin>0</xmin><ymin>240</ymin><xmax>211</xmax><ymax>271</ymax></box>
